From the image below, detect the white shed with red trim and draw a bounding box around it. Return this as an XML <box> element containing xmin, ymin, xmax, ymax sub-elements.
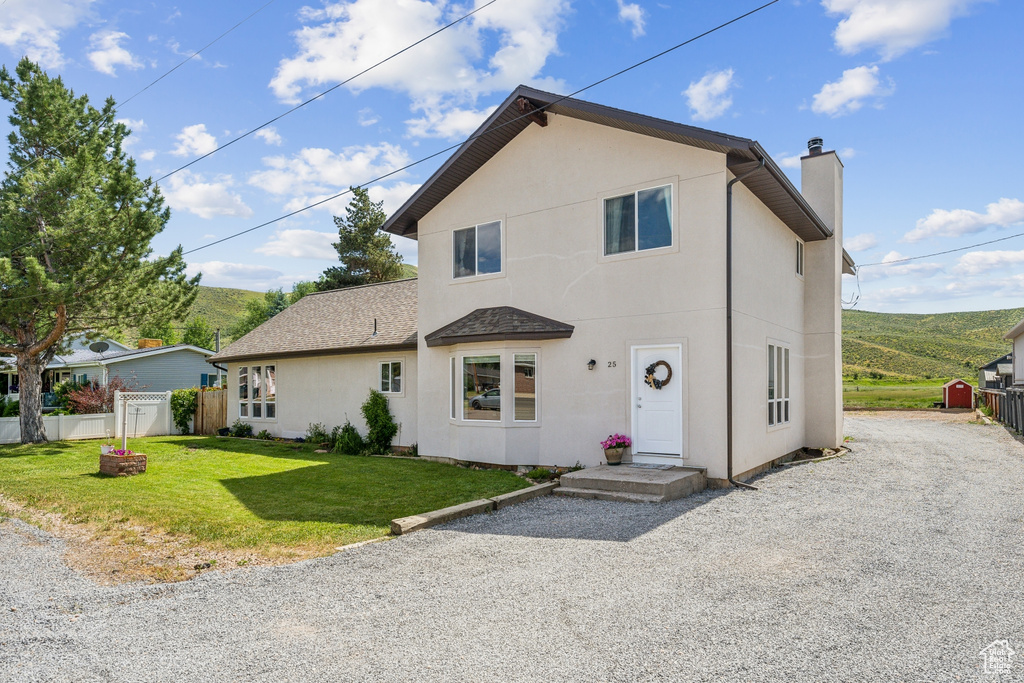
<box><xmin>942</xmin><ymin>378</ymin><xmax>975</xmax><ymax>409</ymax></box>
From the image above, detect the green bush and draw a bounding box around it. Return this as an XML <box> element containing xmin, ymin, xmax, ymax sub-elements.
<box><xmin>332</xmin><ymin>421</ymin><xmax>365</xmax><ymax>455</ymax></box>
<box><xmin>170</xmin><ymin>388</ymin><xmax>198</xmax><ymax>435</ymax></box>
<box><xmin>229</xmin><ymin>419</ymin><xmax>253</xmax><ymax>438</ymax></box>
<box><xmin>0</xmin><ymin>397</ymin><xmax>18</xmax><ymax>417</ymax></box>
<box><xmin>305</xmin><ymin>422</ymin><xmax>330</xmax><ymax>444</ymax></box>
<box><xmin>361</xmin><ymin>389</ymin><xmax>398</xmax><ymax>454</ymax></box>
<box><xmin>525</xmin><ymin>467</ymin><xmax>555</xmax><ymax>481</ymax></box>
<box><xmin>255</xmin><ymin>429</ymin><xmax>273</xmax><ymax>440</ymax></box>
<box><xmin>52</xmin><ymin>380</ymin><xmax>83</xmax><ymax>412</ymax></box>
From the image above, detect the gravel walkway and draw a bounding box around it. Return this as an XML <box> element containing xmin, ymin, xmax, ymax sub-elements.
<box><xmin>2</xmin><ymin>414</ymin><xmax>1023</xmax><ymax>682</ymax></box>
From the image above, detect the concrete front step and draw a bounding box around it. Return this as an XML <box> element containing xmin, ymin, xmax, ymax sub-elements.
<box><xmin>552</xmin><ymin>487</ymin><xmax>666</xmax><ymax>503</ymax></box>
<box><xmin>557</xmin><ymin>465</ymin><xmax>706</xmax><ymax>503</ymax></box>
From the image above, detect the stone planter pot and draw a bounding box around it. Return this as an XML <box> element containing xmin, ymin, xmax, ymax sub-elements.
<box><xmin>604</xmin><ymin>447</ymin><xmax>626</xmax><ymax>466</ymax></box>
<box><xmin>100</xmin><ymin>453</ymin><xmax>147</xmax><ymax>477</ymax></box>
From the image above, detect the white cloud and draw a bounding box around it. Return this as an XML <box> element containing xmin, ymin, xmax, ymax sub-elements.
<box><xmin>269</xmin><ymin>0</ymin><xmax>571</xmax><ymax>137</ymax></box>
<box><xmin>823</xmin><ymin>0</ymin><xmax>987</xmax><ymax>61</ymax></box>
<box><xmin>185</xmin><ymin>261</ymin><xmax>294</xmax><ymax>290</ymax></box>
<box><xmin>249</xmin><ymin>143</ymin><xmax>413</xmax><ymax>213</ymax></box>
<box><xmin>171</xmin><ymin>124</ymin><xmax>218</xmax><ymax>157</ymax></box>
<box><xmin>684</xmin><ymin>68</ymin><xmax>735</xmax><ymax>122</ymax></box>
<box><xmin>903</xmin><ymin>197</ymin><xmax>1024</xmax><ymax>242</ymax></box>
<box><xmin>953</xmin><ymin>249</ymin><xmax>1024</xmax><ymax>275</ymax></box>
<box><xmin>845</xmin><ymin>233</ymin><xmax>878</xmax><ymax>252</ymax></box>
<box><xmin>254</xmin><ymin>127</ymin><xmax>283</xmax><ymax>146</ymax></box>
<box><xmin>0</xmin><ymin>0</ymin><xmax>93</xmax><ymax>69</ymax></box>
<box><xmin>367</xmin><ymin>181</ymin><xmax>420</xmax><ymax>217</ymax></box>
<box><xmin>617</xmin><ymin>0</ymin><xmax>646</xmax><ymax>38</ymax></box>
<box><xmin>405</xmin><ymin>103</ymin><xmax>497</xmax><ymax>140</ymax></box>
<box><xmin>138</xmin><ymin>149</ymin><xmax>157</xmax><ymax>161</ymax></box>
<box><xmin>162</xmin><ymin>171</ymin><xmax>254</xmax><ymax>220</ymax></box>
<box><xmin>812</xmin><ymin>65</ymin><xmax>894</xmax><ymax>117</ymax></box>
<box><xmin>358</xmin><ymin>108</ymin><xmax>379</xmax><ymax>127</ymax></box>
<box><xmin>256</xmin><ymin>229</ymin><xmax>337</xmax><ymax>260</ymax></box>
<box><xmin>858</xmin><ymin>250</ymin><xmax>943</xmax><ymax>281</ymax></box>
<box><xmin>777</xmin><ymin>153</ymin><xmax>802</xmax><ymax>169</ymax></box>
<box><xmin>87</xmin><ymin>30</ymin><xmax>143</xmax><ymax>76</ymax></box>
<box><xmin>116</xmin><ymin>117</ymin><xmax>146</xmax><ymax>131</ymax></box>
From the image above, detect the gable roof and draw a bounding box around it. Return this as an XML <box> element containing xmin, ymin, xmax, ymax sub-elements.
<box><xmin>383</xmin><ymin>85</ymin><xmax>836</xmax><ymax>247</ymax></box>
<box><xmin>424</xmin><ymin>307</ymin><xmax>574</xmax><ymax>347</ymax></box>
<box><xmin>0</xmin><ymin>343</ymin><xmax>212</xmax><ymax>371</ymax></box>
<box><xmin>1005</xmin><ymin>317</ymin><xmax>1024</xmax><ymax>340</ymax></box>
<box><xmin>208</xmin><ymin>279</ymin><xmax>418</xmax><ymax>364</ymax></box>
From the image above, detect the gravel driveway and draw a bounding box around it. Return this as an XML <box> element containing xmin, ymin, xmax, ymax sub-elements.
<box><xmin>2</xmin><ymin>413</ymin><xmax>1023</xmax><ymax>682</ymax></box>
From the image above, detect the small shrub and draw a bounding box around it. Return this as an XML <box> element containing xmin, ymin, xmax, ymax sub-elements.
<box><xmin>525</xmin><ymin>467</ymin><xmax>555</xmax><ymax>482</ymax></box>
<box><xmin>568</xmin><ymin>460</ymin><xmax>585</xmax><ymax>472</ymax></box>
<box><xmin>170</xmin><ymin>387</ymin><xmax>198</xmax><ymax>434</ymax></box>
<box><xmin>255</xmin><ymin>429</ymin><xmax>273</xmax><ymax>440</ymax></box>
<box><xmin>306</xmin><ymin>422</ymin><xmax>330</xmax><ymax>444</ymax></box>
<box><xmin>230</xmin><ymin>419</ymin><xmax>253</xmax><ymax>438</ymax></box>
<box><xmin>332</xmin><ymin>421</ymin><xmax>365</xmax><ymax>455</ymax></box>
<box><xmin>1</xmin><ymin>398</ymin><xmax>18</xmax><ymax>417</ymax></box>
<box><xmin>361</xmin><ymin>389</ymin><xmax>398</xmax><ymax>454</ymax></box>
<box><xmin>408</xmin><ymin>442</ymin><xmax>418</xmax><ymax>457</ymax></box>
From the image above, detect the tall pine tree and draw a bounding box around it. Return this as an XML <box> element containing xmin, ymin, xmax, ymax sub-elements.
<box><xmin>317</xmin><ymin>187</ymin><xmax>404</xmax><ymax>291</ymax></box>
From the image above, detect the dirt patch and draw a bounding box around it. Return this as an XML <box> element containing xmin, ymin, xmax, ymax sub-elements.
<box><xmin>0</xmin><ymin>494</ymin><xmax>346</xmax><ymax>585</ymax></box>
<box><xmin>845</xmin><ymin>408</ymin><xmax>980</xmax><ymax>423</ymax></box>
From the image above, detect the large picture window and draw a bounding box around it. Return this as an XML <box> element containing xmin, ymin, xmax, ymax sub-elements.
<box><xmin>380</xmin><ymin>361</ymin><xmax>402</xmax><ymax>394</ymax></box>
<box><xmin>767</xmin><ymin>344</ymin><xmax>790</xmax><ymax>427</ymax></box>
<box><xmin>463</xmin><ymin>355</ymin><xmax>501</xmax><ymax>421</ymax></box>
<box><xmin>239</xmin><ymin>364</ymin><xmax>276</xmax><ymax>419</ymax></box>
<box><xmin>453</xmin><ymin>221</ymin><xmax>502</xmax><ymax>278</ymax></box>
<box><xmin>604</xmin><ymin>184</ymin><xmax>672</xmax><ymax>255</ymax></box>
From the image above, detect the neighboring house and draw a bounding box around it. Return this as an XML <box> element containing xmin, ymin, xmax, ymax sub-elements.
<box><xmin>1</xmin><ymin>334</ymin><xmax>221</xmax><ymax>406</ymax></box>
<box><xmin>978</xmin><ymin>353</ymin><xmax>1013</xmax><ymax>389</ymax></box>
<box><xmin>1006</xmin><ymin>317</ymin><xmax>1024</xmax><ymax>385</ymax></box>
<box><xmin>211</xmin><ymin>86</ymin><xmax>854</xmax><ymax>482</ymax></box>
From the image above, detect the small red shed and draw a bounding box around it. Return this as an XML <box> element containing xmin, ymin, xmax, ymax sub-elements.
<box><xmin>942</xmin><ymin>378</ymin><xmax>975</xmax><ymax>409</ymax></box>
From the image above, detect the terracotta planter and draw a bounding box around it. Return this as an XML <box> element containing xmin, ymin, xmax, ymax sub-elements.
<box><xmin>100</xmin><ymin>453</ymin><xmax>147</xmax><ymax>477</ymax></box>
<box><xmin>604</xmin><ymin>447</ymin><xmax>626</xmax><ymax>466</ymax></box>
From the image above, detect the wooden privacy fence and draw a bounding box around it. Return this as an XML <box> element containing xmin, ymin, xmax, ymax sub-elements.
<box><xmin>194</xmin><ymin>387</ymin><xmax>228</xmax><ymax>435</ymax></box>
<box><xmin>981</xmin><ymin>388</ymin><xmax>1024</xmax><ymax>434</ymax></box>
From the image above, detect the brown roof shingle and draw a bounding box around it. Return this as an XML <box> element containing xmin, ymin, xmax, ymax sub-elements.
<box><xmin>424</xmin><ymin>306</ymin><xmax>574</xmax><ymax>347</ymax></box>
<box><xmin>208</xmin><ymin>279</ymin><xmax>418</xmax><ymax>363</ymax></box>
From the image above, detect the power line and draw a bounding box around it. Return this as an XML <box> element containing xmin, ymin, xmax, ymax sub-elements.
<box><xmin>184</xmin><ymin>0</ymin><xmax>781</xmax><ymax>255</ymax></box>
<box><xmin>855</xmin><ymin>230</ymin><xmax>1024</xmax><ymax>268</ymax></box>
<box><xmin>157</xmin><ymin>0</ymin><xmax>498</xmax><ymax>183</ymax></box>
<box><xmin>0</xmin><ymin>0</ymin><xmax>499</xmax><ymax>260</ymax></box>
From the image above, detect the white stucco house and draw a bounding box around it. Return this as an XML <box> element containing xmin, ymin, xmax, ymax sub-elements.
<box><xmin>1005</xmin><ymin>318</ymin><xmax>1024</xmax><ymax>385</ymax></box>
<box><xmin>1</xmin><ymin>333</ymin><xmax>221</xmax><ymax>407</ymax></box>
<box><xmin>210</xmin><ymin>86</ymin><xmax>854</xmax><ymax>484</ymax></box>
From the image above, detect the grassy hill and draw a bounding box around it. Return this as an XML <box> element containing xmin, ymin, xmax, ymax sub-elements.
<box><xmin>400</xmin><ymin>264</ymin><xmax>418</xmax><ymax>278</ymax></box>
<box><xmin>842</xmin><ymin>307</ymin><xmax>1022</xmax><ymax>381</ymax></box>
<box><xmin>191</xmin><ymin>286</ymin><xmax>265</xmax><ymax>338</ymax></box>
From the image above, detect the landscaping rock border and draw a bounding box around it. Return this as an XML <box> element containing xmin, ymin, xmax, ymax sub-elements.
<box><xmin>390</xmin><ymin>482</ymin><xmax>559</xmax><ymax>535</ymax></box>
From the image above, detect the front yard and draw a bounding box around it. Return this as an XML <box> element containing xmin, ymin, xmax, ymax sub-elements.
<box><xmin>0</xmin><ymin>436</ymin><xmax>529</xmax><ymax>581</ymax></box>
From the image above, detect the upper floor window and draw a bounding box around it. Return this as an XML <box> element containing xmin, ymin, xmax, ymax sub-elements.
<box><xmin>604</xmin><ymin>184</ymin><xmax>673</xmax><ymax>255</ymax></box>
<box><xmin>453</xmin><ymin>221</ymin><xmax>501</xmax><ymax>278</ymax></box>
<box><xmin>796</xmin><ymin>240</ymin><xmax>804</xmax><ymax>276</ymax></box>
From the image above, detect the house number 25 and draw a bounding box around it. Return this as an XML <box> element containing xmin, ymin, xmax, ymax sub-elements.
<box><xmin>607</xmin><ymin>361</ymin><xmax>617</xmax><ymax>368</ymax></box>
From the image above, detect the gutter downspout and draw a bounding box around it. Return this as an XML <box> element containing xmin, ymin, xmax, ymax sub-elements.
<box><xmin>726</xmin><ymin>157</ymin><xmax>764</xmax><ymax>491</ymax></box>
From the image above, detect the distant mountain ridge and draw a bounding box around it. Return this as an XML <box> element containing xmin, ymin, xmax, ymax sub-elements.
<box><xmin>843</xmin><ymin>307</ymin><xmax>1022</xmax><ymax>381</ymax></box>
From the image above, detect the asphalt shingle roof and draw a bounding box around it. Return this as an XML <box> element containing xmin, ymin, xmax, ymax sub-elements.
<box><xmin>424</xmin><ymin>306</ymin><xmax>574</xmax><ymax>347</ymax></box>
<box><xmin>208</xmin><ymin>279</ymin><xmax>418</xmax><ymax>363</ymax></box>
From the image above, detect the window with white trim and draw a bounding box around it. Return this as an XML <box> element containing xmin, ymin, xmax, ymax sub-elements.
<box><xmin>453</xmin><ymin>221</ymin><xmax>501</xmax><ymax>278</ymax></box>
<box><xmin>796</xmin><ymin>240</ymin><xmax>804</xmax><ymax>276</ymax></box>
<box><xmin>380</xmin><ymin>360</ymin><xmax>402</xmax><ymax>394</ymax></box>
<box><xmin>239</xmin><ymin>364</ymin><xmax>276</xmax><ymax>419</ymax></box>
<box><xmin>463</xmin><ymin>355</ymin><xmax>501</xmax><ymax>421</ymax></box>
<box><xmin>513</xmin><ymin>353</ymin><xmax>537</xmax><ymax>422</ymax></box>
<box><xmin>767</xmin><ymin>344</ymin><xmax>790</xmax><ymax>427</ymax></box>
<box><xmin>604</xmin><ymin>184</ymin><xmax>673</xmax><ymax>255</ymax></box>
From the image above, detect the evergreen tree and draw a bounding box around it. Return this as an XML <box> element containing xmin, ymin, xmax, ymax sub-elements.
<box><xmin>0</xmin><ymin>59</ymin><xmax>198</xmax><ymax>443</ymax></box>
<box><xmin>317</xmin><ymin>187</ymin><xmax>403</xmax><ymax>291</ymax></box>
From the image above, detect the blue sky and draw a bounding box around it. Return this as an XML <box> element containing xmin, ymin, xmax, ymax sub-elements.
<box><xmin>1</xmin><ymin>0</ymin><xmax>1021</xmax><ymax>313</ymax></box>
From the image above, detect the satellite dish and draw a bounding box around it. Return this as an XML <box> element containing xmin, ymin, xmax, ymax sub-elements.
<box><xmin>89</xmin><ymin>341</ymin><xmax>110</xmax><ymax>353</ymax></box>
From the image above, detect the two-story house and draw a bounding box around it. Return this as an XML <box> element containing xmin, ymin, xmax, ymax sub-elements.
<box><xmin>210</xmin><ymin>85</ymin><xmax>853</xmax><ymax>485</ymax></box>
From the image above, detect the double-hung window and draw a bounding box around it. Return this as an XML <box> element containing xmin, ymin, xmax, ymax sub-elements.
<box><xmin>380</xmin><ymin>361</ymin><xmax>402</xmax><ymax>394</ymax></box>
<box><xmin>604</xmin><ymin>184</ymin><xmax>673</xmax><ymax>255</ymax></box>
<box><xmin>453</xmin><ymin>221</ymin><xmax>501</xmax><ymax>278</ymax></box>
<box><xmin>239</xmin><ymin>364</ymin><xmax>276</xmax><ymax>419</ymax></box>
<box><xmin>767</xmin><ymin>344</ymin><xmax>790</xmax><ymax>427</ymax></box>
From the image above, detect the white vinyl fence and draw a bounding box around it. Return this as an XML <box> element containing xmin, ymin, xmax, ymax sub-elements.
<box><xmin>0</xmin><ymin>391</ymin><xmax>172</xmax><ymax>444</ymax></box>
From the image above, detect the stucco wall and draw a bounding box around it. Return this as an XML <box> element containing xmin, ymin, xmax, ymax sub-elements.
<box><xmin>224</xmin><ymin>352</ymin><xmax>417</xmax><ymax>445</ymax></box>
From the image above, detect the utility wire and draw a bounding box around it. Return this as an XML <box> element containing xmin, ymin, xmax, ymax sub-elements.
<box><xmin>157</xmin><ymin>0</ymin><xmax>498</xmax><ymax>183</ymax></box>
<box><xmin>854</xmin><ymin>230</ymin><xmax>1024</xmax><ymax>268</ymax></box>
<box><xmin>0</xmin><ymin>0</ymin><xmax>499</xmax><ymax>260</ymax></box>
<box><xmin>184</xmin><ymin>0</ymin><xmax>781</xmax><ymax>255</ymax></box>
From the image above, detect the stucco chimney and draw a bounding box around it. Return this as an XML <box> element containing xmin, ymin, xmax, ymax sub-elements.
<box><xmin>801</xmin><ymin>143</ymin><xmax>844</xmax><ymax>448</ymax></box>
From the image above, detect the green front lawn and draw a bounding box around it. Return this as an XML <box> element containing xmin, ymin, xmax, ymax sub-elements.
<box><xmin>843</xmin><ymin>382</ymin><xmax>945</xmax><ymax>409</ymax></box>
<box><xmin>0</xmin><ymin>436</ymin><xmax>529</xmax><ymax>554</ymax></box>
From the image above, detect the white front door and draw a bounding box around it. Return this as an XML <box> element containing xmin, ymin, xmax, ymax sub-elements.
<box><xmin>632</xmin><ymin>345</ymin><xmax>683</xmax><ymax>459</ymax></box>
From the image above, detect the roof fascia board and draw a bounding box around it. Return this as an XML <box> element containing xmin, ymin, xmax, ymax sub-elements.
<box><xmin>1005</xmin><ymin>318</ymin><xmax>1024</xmax><ymax>340</ymax></box>
<box><xmin>207</xmin><ymin>343</ymin><xmax>418</xmax><ymax>365</ymax></box>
